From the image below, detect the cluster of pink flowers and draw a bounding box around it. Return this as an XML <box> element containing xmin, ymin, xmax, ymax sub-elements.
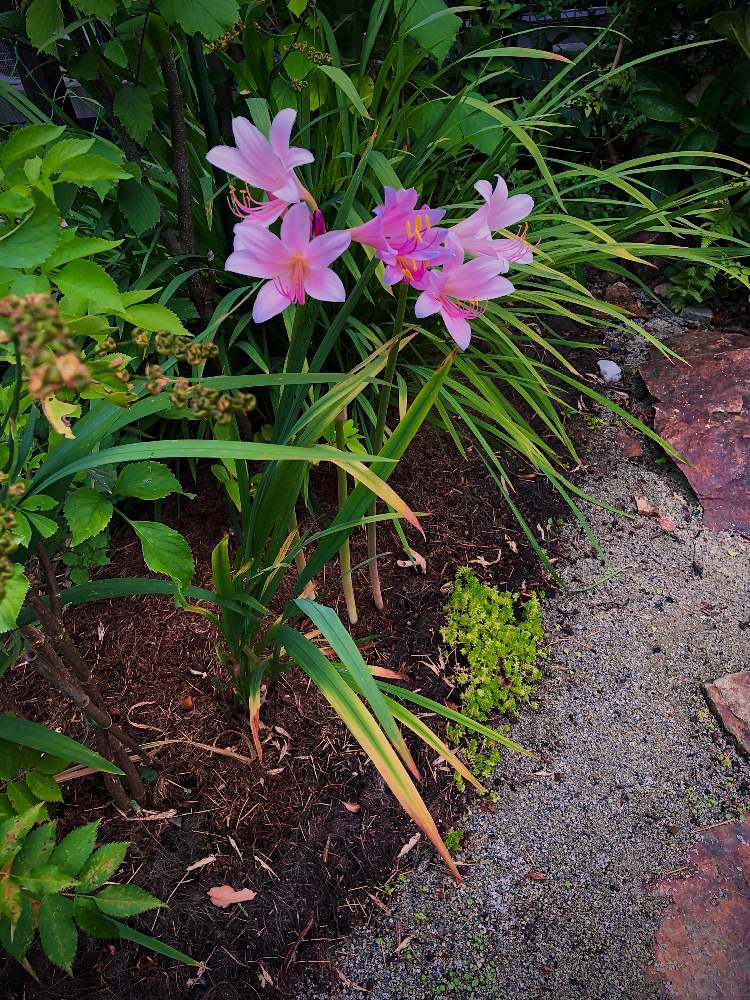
<box><xmin>207</xmin><ymin>109</ymin><xmax>534</xmax><ymax>349</ymax></box>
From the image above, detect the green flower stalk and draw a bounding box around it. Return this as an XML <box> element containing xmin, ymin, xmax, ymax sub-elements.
<box><xmin>336</xmin><ymin>405</ymin><xmax>358</xmax><ymax>624</ymax></box>
<box><xmin>367</xmin><ymin>282</ymin><xmax>408</xmax><ymax>610</ymax></box>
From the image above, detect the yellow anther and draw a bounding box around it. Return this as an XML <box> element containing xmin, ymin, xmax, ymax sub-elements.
<box><xmin>405</xmin><ymin>219</ymin><xmax>412</xmax><ymax>238</ymax></box>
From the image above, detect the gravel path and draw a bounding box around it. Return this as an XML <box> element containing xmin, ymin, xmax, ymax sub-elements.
<box><xmin>302</xmin><ymin>319</ymin><xmax>750</xmax><ymax>1000</ymax></box>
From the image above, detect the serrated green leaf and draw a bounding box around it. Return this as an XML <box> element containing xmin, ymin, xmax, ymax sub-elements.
<box><xmin>0</xmin><ymin>190</ymin><xmax>60</xmax><ymax>269</ymax></box>
<box><xmin>159</xmin><ymin>0</ymin><xmax>239</xmax><ymax>39</ymax></box>
<box><xmin>131</xmin><ymin>521</ymin><xmax>194</xmax><ymax>591</ymax></box>
<box><xmin>25</xmin><ymin>0</ymin><xmax>63</xmax><ymax>55</ymax></box>
<box><xmin>24</xmin><ymin>770</ymin><xmax>64</xmax><ymax>803</ymax></box>
<box><xmin>13</xmin><ymin>821</ymin><xmax>57</xmax><ymax>874</ymax></box>
<box><xmin>26</xmin><ymin>511</ymin><xmax>58</xmax><ymax>540</ymax></box>
<box><xmin>120</xmin><ymin>303</ymin><xmax>188</xmax><ymax>334</ymax></box>
<box><xmin>0</xmin><ymin>564</ymin><xmax>29</xmax><ymax>634</ymax></box>
<box><xmin>42</xmin><ymin>138</ymin><xmax>95</xmax><ymax>176</ymax></box>
<box><xmin>55</xmin><ymin>259</ymin><xmax>122</xmax><ymax>313</ymax></box>
<box><xmin>118</xmin><ymin>179</ymin><xmax>161</xmax><ymax>237</ymax></box>
<box><xmin>6</xmin><ymin>781</ymin><xmax>40</xmax><ymax>814</ymax></box>
<box><xmin>395</xmin><ymin>0</ymin><xmax>461</xmax><ymax>65</ymax></box>
<box><xmin>0</xmin><ymin>804</ymin><xmax>47</xmax><ymax>865</ymax></box>
<box><xmin>77</xmin><ymin>841</ymin><xmax>128</xmax><ymax>891</ymax></box>
<box><xmin>39</xmin><ymin>895</ymin><xmax>77</xmax><ymax>973</ymax></box>
<box><xmin>58</xmin><ymin>154</ymin><xmax>131</xmax><ymax>185</ymax></box>
<box><xmin>0</xmin><ymin>124</ymin><xmax>64</xmax><ymax>168</ymax></box>
<box><xmin>43</xmin><ymin>234</ymin><xmax>122</xmax><ymax>270</ymax></box>
<box><xmin>0</xmin><ymin>891</ymin><xmax>34</xmax><ymax>960</ymax></box>
<box><xmin>0</xmin><ymin>878</ymin><xmax>22</xmax><ymax>924</ymax></box>
<box><xmin>22</xmin><ymin>866</ymin><xmax>76</xmax><ymax>896</ymax></box>
<box><xmin>93</xmin><ymin>883</ymin><xmax>164</xmax><ymax>918</ymax></box>
<box><xmin>114</xmin><ymin>462</ymin><xmax>182</xmax><ymax>501</ymax></box>
<box><xmin>64</xmin><ymin>488</ymin><xmax>113</xmax><ymax>545</ymax></box>
<box><xmin>34</xmin><ymin>754</ymin><xmax>69</xmax><ymax>775</ymax></box>
<box><xmin>113</xmin><ymin>86</ymin><xmax>154</xmax><ymax>145</ymax></box>
<box><xmin>51</xmin><ymin>820</ymin><xmax>100</xmax><ymax>876</ymax></box>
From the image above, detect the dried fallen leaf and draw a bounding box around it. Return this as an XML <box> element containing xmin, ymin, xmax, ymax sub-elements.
<box><xmin>397</xmin><ymin>832</ymin><xmax>421</xmax><ymax>859</ymax></box>
<box><xmin>181</xmin><ymin>695</ymin><xmax>194</xmax><ymax>711</ymax></box>
<box><xmin>469</xmin><ymin>550</ymin><xmax>502</xmax><ymax>569</ymax></box>
<box><xmin>634</xmin><ymin>493</ymin><xmax>659</xmax><ymax>517</ymax></box>
<box><xmin>343</xmin><ymin>801</ymin><xmax>361</xmax><ymax>813</ymax></box>
<box><xmin>124</xmin><ymin>808</ymin><xmax>177</xmax><ymax>822</ymax></box>
<box><xmin>527</xmin><ymin>872</ymin><xmax>547</xmax><ymax>881</ymax></box>
<box><xmin>258</xmin><ymin>962</ymin><xmax>274</xmax><ymax>988</ymax></box>
<box><xmin>658</xmin><ymin>515</ymin><xmax>677</xmax><ymax>534</ymax></box>
<box><xmin>185</xmin><ymin>855</ymin><xmax>217</xmax><ymax>874</ymax></box>
<box><xmin>396</xmin><ymin>548</ymin><xmax>427</xmax><ymax>573</ymax></box>
<box><xmin>207</xmin><ymin>885</ymin><xmax>257</xmax><ymax>908</ymax></box>
<box><xmin>393</xmin><ymin>933</ymin><xmax>416</xmax><ymax>955</ymax></box>
<box><xmin>334</xmin><ymin>968</ymin><xmax>367</xmax><ymax>993</ymax></box>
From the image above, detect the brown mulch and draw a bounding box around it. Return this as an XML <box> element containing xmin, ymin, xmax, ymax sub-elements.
<box><xmin>2</xmin><ymin>425</ymin><xmax>561</xmax><ymax>1000</ymax></box>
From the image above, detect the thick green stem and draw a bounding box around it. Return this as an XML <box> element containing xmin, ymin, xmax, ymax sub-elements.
<box><xmin>336</xmin><ymin>406</ymin><xmax>358</xmax><ymax>625</ymax></box>
<box><xmin>367</xmin><ymin>282</ymin><xmax>408</xmax><ymax>610</ymax></box>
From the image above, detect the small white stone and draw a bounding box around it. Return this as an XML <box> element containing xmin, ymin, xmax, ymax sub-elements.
<box><xmin>598</xmin><ymin>359</ymin><xmax>622</xmax><ymax>384</ymax></box>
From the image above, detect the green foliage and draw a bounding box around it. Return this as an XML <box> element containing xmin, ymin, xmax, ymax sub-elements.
<box><xmin>0</xmin><ymin>719</ymin><xmax>195</xmax><ymax>974</ymax></box>
<box><xmin>442</xmin><ymin>568</ymin><xmax>544</xmax><ymax>783</ymax></box>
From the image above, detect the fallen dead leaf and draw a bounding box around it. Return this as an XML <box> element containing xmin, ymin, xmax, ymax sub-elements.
<box><xmin>393</xmin><ymin>933</ymin><xmax>416</xmax><ymax>955</ymax></box>
<box><xmin>334</xmin><ymin>968</ymin><xmax>367</xmax><ymax>993</ymax></box>
<box><xmin>185</xmin><ymin>855</ymin><xmax>217</xmax><ymax>874</ymax></box>
<box><xmin>469</xmin><ymin>550</ymin><xmax>502</xmax><ymax>568</ymax></box>
<box><xmin>397</xmin><ymin>832</ymin><xmax>421</xmax><ymax>859</ymax></box>
<box><xmin>181</xmin><ymin>695</ymin><xmax>194</xmax><ymax>711</ymax></box>
<box><xmin>343</xmin><ymin>801</ymin><xmax>361</xmax><ymax>813</ymax></box>
<box><xmin>527</xmin><ymin>872</ymin><xmax>547</xmax><ymax>881</ymax></box>
<box><xmin>207</xmin><ymin>885</ymin><xmax>257</xmax><ymax>908</ymax></box>
<box><xmin>258</xmin><ymin>962</ymin><xmax>274</xmax><ymax>988</ymax></box>
<box><xmin>124</xmin><ymin>809</ymin><xmax>177</xmax><ymax>822</ymax></box>
<box><xmin>396</xmin><ymin>548</ymin><xmax>427</xmax><ymax>573</ymax></box>
<box><xmin>658</xmin><ymin>515</ymin><xmax>677</xmax><ymax>534</ymax></box>
<box><xmin>634</xmin><ymin>493</ymin><xmax>659</xmax><ymax>517</ymax></box>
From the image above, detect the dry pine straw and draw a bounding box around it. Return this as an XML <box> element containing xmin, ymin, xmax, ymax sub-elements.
<box><xmin>2</xmin><ymin>426</ymin><xmax>558</xmax><ymax>1000</ymax></box>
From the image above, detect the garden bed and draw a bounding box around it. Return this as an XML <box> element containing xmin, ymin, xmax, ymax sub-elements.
<box><xmin>2</xmin><ymin>426</ymin><xmax>559</xmax><ymax>999</ymax></box>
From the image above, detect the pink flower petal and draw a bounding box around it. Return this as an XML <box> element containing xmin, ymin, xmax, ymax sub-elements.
<box><xmin>280</xmin><ymin>202</ymin><xmax>311</xmax><ymax>254</ymax></box>
<box><xmin>487</xmin><ymin>193</ymin><xmax>534</xmax><ymax>231</ymax></box>
<box><xmin>414</xmin><ymin>292</ymin><xmax>441</xmax><ymax>319</ymax></box>
<box><xmin>206</xmin><ymin>146</ymin><xmax>253</xmax><ymax>180</ymax></box>
<box><xmin>269</xmin><ymin>108</ymin><xmax>296</xmax><ymax>158</ymax></box>
<box><xmin>306</xmin><ymin>230</ymin><xmax>351</xmax><ymax>267</ymax></box>
<box><xmin>286</xmin><ymin>147</ymin><xmax>315</xmax><ymax>168</ymax></box>
<box><xmin>441</xmin><ymin>309</ymin><xmax>472</xmax><ymax>349</ymax></box>
<box><xmin>303</xmin><ymin>266</ymin><xmax>346</xmax><ymax>302</ymax></box>
<box><xmin>253</xmin><ymin>281</ymin><xmax>291</xmax><ymax>322</ymax></box>
<box><xmin>226</xmin><ymin>249</ymin><xmax>278</xmax><ymax>279</ymax></box>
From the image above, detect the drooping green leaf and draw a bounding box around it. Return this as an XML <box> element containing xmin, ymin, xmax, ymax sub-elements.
<box><xmin>26</xmin><ymin>511</ymin><xmax>58</xmax><ymax>540</ymax></box>
<box><xmin>0</xmin><ymin>124</ymin><xmax>64</xmax><ymax>168</ymax></box>
<box><xmin>118</xmin><ymin>179</ymin><xmax>161</xmax><ymax>236</ymax></box>
<box><xmin>120</xmin><ymin>303</ymin><xmax>188</xmax><ymax>334</ymax></box>
<box><xmin>0</xmin><ymin>717</ymin><xmax>123</xmax><ymax>774</ymax></box>
<box><xmin>73</xmin><ymin>896</ymin><xmax>119</xmax><ymax>938</ymax></box>
<box><xmin>43</xmin><ymin>234</ymin><xmax>121</xmax><ymax>270</ymax></box>
<box><xmin>159</xmin><ymin>0</ymin><xmax>239</xmax><ymax>39</ymax></box>
<box><xmin>93</xmin><ymin>883</ymin><xmax>164</xmax><ymax>918</ymax></box>
<box><xmin>72</xmin><ymin>0</ymin><xmax>117</xmax><ymax>16</ymax></box>
<box><xmin>317</xmin><ymin>65</ymin><xmax>372</xmax><ymax>119</ymax></box>
<box><xmin>0</xmin><ymin>739</ymin><xmax>21</xmax><ymax>780</ymax></box>
<box><xmin>114</xmin><ymin>920</ymin><xmax>198</xmax><ymax>965</ymax></box>
<box><xmin>0</xmin><ymin>191</ymin><xmax>60</xmax><ymax>269</ymax></box>
<box><xmin>64</xmin><ymin>488</ymin><xmax>114</xmax><ymax>545</ymax></box>
<box><xmin>57</xmin><ymin>154</ymin><xmax>131</xmax><ymax>185</ymax></box>
<box><xmin>0</xmin><ymin>565</ymin><xmax>30</xmax><ymax>635</ymax></box>
<box><xmin>77</xmin><ymin>841</ymin><xmax>129</xmax><ymax>891</ymax></box>
<box><xmin>114</xmin><ymin>462</ymin><xmax>182</xmax><ymax>501</ymax></box>
<box><xmin>131</xmin><ymin>521</ymin><xmax>195</xmax><ymax>590</ymax></box>
<box><xmin>6</xmin><ymin>781</ymin><xmax>41</xmax><ymax>814</ymax></box>
<box><xmin>39</xmin><ymin>895</ymin><xmax>77</xmax><ymax>973</ymax></box>
<box><xmin>113</xmin><ymin>86</ymin><xmax>154</xmax><ymax>145</ymax></box>
<box><xmin>51</xmin><ymin>820</ymin><xmax>100</xmax><ymax>876</ymax></box>
<box><xmin>24</xmin><ymin>770</ymin><xmax>64</xmax><ymax>803</ymax></box>
<box><xmin>25</xmin><ymin>0</ymin><xmax>63</xmax><ymax>54</ymax></box>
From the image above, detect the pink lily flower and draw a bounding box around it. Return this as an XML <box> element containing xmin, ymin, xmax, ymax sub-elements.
<box><xmin>379</xmin><ymin>237</ymin><xmax>454</xmax><ymax>287</ymax></box>
<box><xmin>206</xmin><ymin>109</ymin><xmax>314</xmax><ymax>205</ymax></box>
<box><xmin>351</xmin><ymin>186</ymin><xmax>445</xmax><ymax>254</ymax></box>
<box><xmin>452</xmin><ymin>176</ymin><xmax>534</xmax><ymax>263</ymax></box>
<box><xmin>413</xmin><ymin>239</ymin><xmax>514</xmax><ymax>350</ymax></box>
<box><xmin>226</xmin><ymin>203</ymin><xmax>351</xmax><ymax>323</ymax></box>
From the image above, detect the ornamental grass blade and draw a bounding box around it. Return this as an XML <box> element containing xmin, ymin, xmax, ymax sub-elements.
<box><xmin>381</xmin><ymin>694</ymin><xmax>485</xmax><ymax>792</ymax></box>
<box><xmin>296</xmin><ymin>599</ymin><xmax>419</xmax><ymax>779</ymax></box>
<box><xmin>279</xmin><ymin>626</ymin><xmax>460</xmax><ymax>880</ymax></box>
<box><xmin>377</xmin><ymin>682</ymin><xmax>533</xmax><ymax>758</ymax></box>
